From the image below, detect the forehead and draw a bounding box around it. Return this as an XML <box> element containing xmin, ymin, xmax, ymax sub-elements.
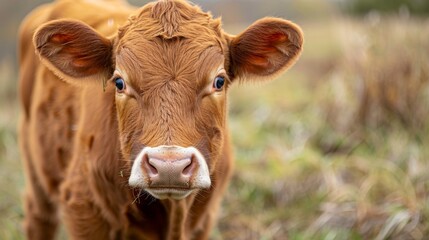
<box><xmin>114</xmin><ymin>0</ymin><xmax>225</xmax><ymax>84</ymax></box>
<box><xmin>117</xmin><ymin>1</ymin><xmax>223</xmax><ymax>41</ymax></box>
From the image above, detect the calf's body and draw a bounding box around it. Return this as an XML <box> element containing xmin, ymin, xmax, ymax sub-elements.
<box><xmin>18</xmin><ymin>0</ymin><xmax>303</xmax><ymax>239</ymax></box>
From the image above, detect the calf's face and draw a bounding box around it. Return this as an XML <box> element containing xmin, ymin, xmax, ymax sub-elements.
<box><xmin>33</xmin><ymin>0</ymin><xmax>303</xmax><ymax>200</ymax></box>
<box><xmin>115</xmin><ymin>36</ymin><xmax>227</xmax><ymax>199</ymax></box>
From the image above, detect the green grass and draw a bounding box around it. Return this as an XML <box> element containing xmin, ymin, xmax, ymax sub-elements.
<box><xmin>2</xmin><ymin>17</ymin><xmax>429</xmax><ymax>239</ymax></box>
<box><xmin>0</xmin><ymin>60</ymin><xmax>24</xmax><ymax>239</ymax></box>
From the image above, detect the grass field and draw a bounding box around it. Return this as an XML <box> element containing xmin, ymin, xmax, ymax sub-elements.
<box><xmin>1</xmin><ymin>16</ymin><xmax>429</xmax><ymax>239</ymax></box>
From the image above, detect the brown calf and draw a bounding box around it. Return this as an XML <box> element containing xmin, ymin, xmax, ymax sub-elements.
<box><xmin>18</xmin><ymin>0</ymin><xmax>303</xmax><ymax>239</ymax></box>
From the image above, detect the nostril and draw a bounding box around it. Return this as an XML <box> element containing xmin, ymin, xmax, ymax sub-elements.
<box><xmin>182</xmin><ymin>155</ymin><xmax>195</xmax><ymax>177</ymax></box>
<box><xmin>143</xmin><ymin>154</ymin><xmax>158</xmax><ymax>176</ymax></box>
<box><xmin>148</xmin><ymin>162</ymin><xmax>158</xmax><ymax>175</ymax></box>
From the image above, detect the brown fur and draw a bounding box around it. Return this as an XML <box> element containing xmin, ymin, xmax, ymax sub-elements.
<box><xmin>18</xmin><ymin>0</ymin><xmax>303</xmax><ymax>239</ymax></box>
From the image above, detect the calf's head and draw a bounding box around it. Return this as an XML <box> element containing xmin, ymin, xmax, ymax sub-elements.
<box><xmin>33</xmin><ymin>0</ymin><xmax>303</xmax><ymax>200</ymax></box>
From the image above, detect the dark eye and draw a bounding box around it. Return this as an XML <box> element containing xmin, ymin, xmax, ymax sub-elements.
<box><xmin>115</xmin><ymin>77</ymin><xmax>126</xmax><ymax>92</ymax></box>
<box><xmin>213</xmin><ymin>76</ymin><xmax>225</xmax><ymax>91</ymax></box>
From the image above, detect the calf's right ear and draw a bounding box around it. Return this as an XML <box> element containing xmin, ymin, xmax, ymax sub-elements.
<box><xmin>33</xmin><ymin>19</ymin><xmax>114</xmax><ymax>83</ymax></box>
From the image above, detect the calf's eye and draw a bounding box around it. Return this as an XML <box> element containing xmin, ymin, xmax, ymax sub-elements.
<box><xmin>115</xmin><ymin>77</ymin><xmax>126</xmax><ymax>92</ymax></box>
<box><xmin>213</xmin><ymin>76</ymin><xmax>225</xmax><ymax>91</ymax></box>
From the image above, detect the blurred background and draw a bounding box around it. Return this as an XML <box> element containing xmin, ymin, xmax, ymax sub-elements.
<box><xmin>1</xmin><ymin>0</ymin><xmax>429</xmax><ymax>239</ymax></box>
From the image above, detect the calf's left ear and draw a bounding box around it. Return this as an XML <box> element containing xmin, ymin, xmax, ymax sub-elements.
<box><xmin>33</xmin><ymin>19</ymin><xmax>114</xmax><ymax>83</ymax></box>
<box><xmin>227</xmin><ymin>17</ymin><xmax>303</xmax><ymax>81</ymax></box>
